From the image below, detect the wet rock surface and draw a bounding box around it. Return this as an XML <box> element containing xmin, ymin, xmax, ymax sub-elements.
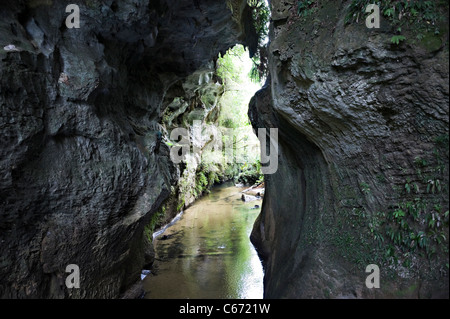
<box><xmin>0</xmin><ymin>0</ymin><xmax>252</xmax><ymax>298</ymax></box>
<box><xmin>250</xmin><ymin>0</ymin><xmax>449</xmax><ymax>299</ymax></box>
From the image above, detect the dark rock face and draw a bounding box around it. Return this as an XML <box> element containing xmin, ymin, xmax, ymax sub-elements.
<box><xmin>1</xmin><ymin>0</ymin><xmax>448</xmax><ymax>300</ymax></box>
<box><xmin>250</xmin><ymin>1</ymin><xmax>449</xmax><ymax>298</ymax></box>
<box><xmin>0</xmin><ymin>0</ymin><xmax>252</xmax><ymax>298</ymax></box>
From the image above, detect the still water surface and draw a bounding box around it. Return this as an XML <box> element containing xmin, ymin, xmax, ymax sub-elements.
<box><xmin>144</xmin><ymin>182</ymin><xmax>264</xmax><ymax>299</ymax></box>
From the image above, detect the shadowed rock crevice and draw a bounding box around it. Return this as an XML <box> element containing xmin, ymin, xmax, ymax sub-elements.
<box><xmin>250</xmin><ymin>0</ymin><xmax>449</xmax><ymax>299</ymax></box>
<box><xmin>249</xmin><ymin>83</ymin><xmax>335</xmax><ymax>298</ymax></box>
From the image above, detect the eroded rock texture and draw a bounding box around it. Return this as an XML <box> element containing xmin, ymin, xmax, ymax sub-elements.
<box><xmin>0</xmin><ymin>0</ymin><xmax>253</xmax><ymax>298</ymax></box>
<box><xmin>250</xmin><ymin>0</ymin><xmax>449</xmax><ymax>298</ymax></box>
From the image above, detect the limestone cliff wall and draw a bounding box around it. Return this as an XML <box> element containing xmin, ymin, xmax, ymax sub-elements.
<box><xmin>250</xmin><ymin>0</ymin><xmax>449</xmax><ymax>298</ymax></box>
<box><xmin>0</xmin><ymin>0</ymin><xmax>253</xmax><ymax>298</ymax></box>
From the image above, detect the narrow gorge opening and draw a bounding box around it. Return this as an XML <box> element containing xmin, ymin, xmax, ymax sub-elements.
<box><xmin>141</xmin><ymin>43</ymin><xmax>267</xmax><ymax>299</ymax></box>
<box><xmin>136</xmin><ymin>0</ymin><xmax>272</xmax><ymax>299</ymax></box>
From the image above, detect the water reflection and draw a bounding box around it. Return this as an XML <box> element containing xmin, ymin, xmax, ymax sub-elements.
<box><xmin>143</xmin><ymin>182</ymin><xmax>264</xmax><ymax>299</ymax></box>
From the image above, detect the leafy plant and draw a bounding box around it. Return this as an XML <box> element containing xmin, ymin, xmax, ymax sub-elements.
<box><xmin>393</xmin><ymin>208</ymin><xmax>406</xmax><ymax>221</ymax></box>
<box><xmin>297</xmin><ymin>0</ymin><xmax>317</xmax><ymax>17</ymax></box>
<box><xmin>360</xmin><ymin>182</ymin><xmax>371</xmax><ymax>195</ymax></box>
<box><xmin>417</xmin><ymin>231</ymin><xmax>428</xmax><ymax>249</ymax></box>
<box><xmin>236</xmin><ymin>161</ymin><xmax>263</xmax><ymax>185</ymax></box>
<box><xmin>414</xmin><ymin>157</ymin><xmax>427</xmax><ymax>167</ymax></box>
<box><xmin>391</xmin><ymin>35</ymin><xmax>406</xmax><ymax>44</ymax></box>
<box><xmin>426</xmin><ymin>179</ymin><xmax>441</xmax><ymax>194</ymax></box>
<box><xmin>376</xmin><ymin>173</ymin><xmax>386</xmax><ymax>183</ymax></box>
<box><xmin>404</xmin><ymin>201</ymin><xmax>421</xmax><ymax>221</ymax></box>
<box><xmin>405</xmin><ymin>179</ymin><xmax>411</xmax><ymax>194</ymax></box>
<box><xmin>384</xmin><ymin>7</ymin><xmax>395</xmax><ymax>18</ymax></box>
<box><xmin>145</xmin><ymin>206</ymin><xmax>166</xmax><ymax>241</ymax></box>
<box><xmin>434</xmin><ymin>134</ymin><xmax>449</xmax><ymax>147</ymax></box>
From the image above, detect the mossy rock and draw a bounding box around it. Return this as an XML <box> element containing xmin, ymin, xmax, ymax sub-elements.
<box><xmin>419</xmin><ymin>32</ymin><xmax>443</xmax><ymax>52</ymax></box>
<box><xmin>27</xmin><ymin>0</ymin><xmax>53</xmax><ymax>8</ymax></box>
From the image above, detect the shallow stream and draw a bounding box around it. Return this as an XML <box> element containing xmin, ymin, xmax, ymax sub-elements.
<box><xmin>143</xmin><ymin>182</ymin><xmax>264</xmax><ymax>299</ymax></box>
